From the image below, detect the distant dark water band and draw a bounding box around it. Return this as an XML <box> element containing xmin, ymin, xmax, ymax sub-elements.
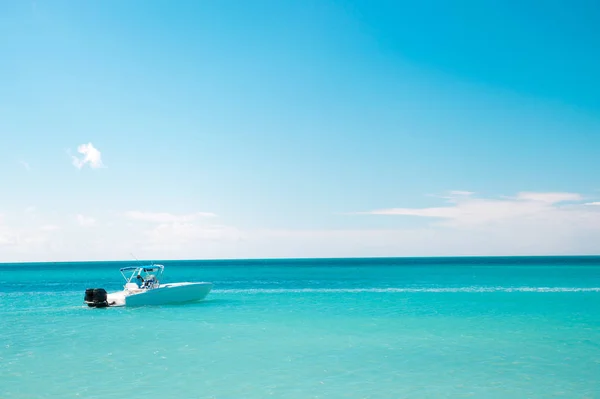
<box><xmin>2</xmin><ymin>256</ymin><xmax>599</xmax><ymax>270</ymax></box>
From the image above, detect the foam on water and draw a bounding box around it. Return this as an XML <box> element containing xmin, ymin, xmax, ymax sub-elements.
<box><xmin>212</xmin><ymin>286</ymin><xmax>600</xmax><ymax>294</ymax></box>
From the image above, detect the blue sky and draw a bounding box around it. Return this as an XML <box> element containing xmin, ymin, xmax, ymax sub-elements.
<box><xmin>1</xmin><ymin>0</ymin><xmax>599</xmax><ymax>261</ymax></box>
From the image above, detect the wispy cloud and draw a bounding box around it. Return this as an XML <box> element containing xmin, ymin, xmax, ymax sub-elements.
<box><xmin>19</xmin><ymin>160</ymin><xmax>31</xmax><ymax>170</ymax></box>
<box><xmin>352</xmin><ymin>191</ymin><xmax>598</xmax><ymax>227</ymax></box>
<box><xmin>2</xmin><ymin>200</ymin><xmax>600</xmax><ymax>261</ymax></box>
<box><xmin>586</xmin><ymin>202</ymin><xmax>600</xmax><ymax>206</ymax></box>
<box><xmin>141</xmin><ymin>222</ymin><xmax>242</xmax><ymax>251</ymax></box>
<box><xmin>122</xmin><ymin>210</ymin><xmax>239</xmax><ymax>253</ymax></box>
<box><xmin>76</xmin><ymin>214</ymin><xmax>96</xmax><ymax>227</ymax></box>
<box><xmin>514</xmin><ymin>192</ymin><xmax>582</xmax><ymax>203</ymax></box>
<box><xmin>124</xmin><ymin>211</ymin><xmax>217</xmax><ymax>223</ymax></box>
<box><xmin>40</xmin><ymin>225</ymin><xmax>60</xmax><ymax>231</ymax></box>
<box><xmin>0</xmin><ymin>214</ymin><xmax>56</xmax><ymax>250</ymax></box>
<box><xmin>0</xmin><ymin>233</ymin><xmax>14</xmax><ymax>246</ymax></box>
<box><xmin>448</xmin><ymin>190</ymin><xmax>474</xmax><ymax>197</ymax></box>
<box><xmin>71</xmin><ymin>143</ymin><xmax>105</xmax><ymax>169</ymax></box>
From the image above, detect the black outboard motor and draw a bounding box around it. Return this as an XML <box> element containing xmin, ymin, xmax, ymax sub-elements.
<box><xmin>84</xmin><ymin>288</ymin><xmax>109</xmax><ymax>308</ymax></box>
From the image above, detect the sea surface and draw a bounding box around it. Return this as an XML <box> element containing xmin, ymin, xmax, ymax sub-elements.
<box><xmin>1</xmin><ymin>257</ymin><xmax>600</xmax><ymax>398</ymax></box>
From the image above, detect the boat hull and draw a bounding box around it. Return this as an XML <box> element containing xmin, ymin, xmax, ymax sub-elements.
<box><xmin>107</xmin><ymin>282</ymin><xmax>212</xmax><ymax>307</ymax></box>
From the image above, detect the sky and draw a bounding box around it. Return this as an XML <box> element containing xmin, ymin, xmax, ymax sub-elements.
<box><xmin>1</xmin><ymin>0</ymin><xmax>599</xmax><ymax>262</ymax></box>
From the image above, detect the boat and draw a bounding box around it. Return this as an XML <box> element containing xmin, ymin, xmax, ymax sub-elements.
<box><xmin>84</xmin><ymin>264</ymin><xmax>212</xmax><ymax>307</ymax></box>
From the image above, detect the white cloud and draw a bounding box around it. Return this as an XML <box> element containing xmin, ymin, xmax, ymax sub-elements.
<box><xmin>357</xmin><ymin>191</ymin><xmax>596</xmax><ymax>227</ymax></box>
<box><xmin>0</xmin><ymin>214</ymin><xmax>11</xmax><ymax>246</ymax></box>
<box><xmin>71</xmin><ymin>142</ymin><xmax>105</xmax><ymax>169</ymax></box>
<box><xmin>448</xmin><ymin>190</ymin><xmax>474</xmax><ymax>196</ymax></box>
<box><xmin>586</xmin><ymin>202</ymin><xmax>600</xmax><ymax>206</ymax></box>
<box><xmin>364</xmin><ymin>206</ymin><xmax>458</xmax><ymax>218</ymax></box>
<box><xmin>515</xmin><ymin>192</ymin><xmax>582</xmax><ymax>203</ymax></box>
<box><xmin>0</xmin><ymin>217</ymin><xmax>13</xmax><ymax>247</ymax></box>
<box><xmin>0</xmin><ymin>216</ymin><xmax>54</xmax><ymax>251</ymax></box>
<box><xmin>240</xmin><ymin>224</ymin><xmax>596</xmax><ymax>258</ymax></box>
<box><xmin>40</xmin><ymin>225</ymin><xmax>60</xmax><ymax>231</ymax></box>
<box><xmin>140</xmin><ymin>222</ymin><xmax>243</xmax><ymax>252</ymax></box>
<box><xmin>124</xmin><ymin>211</ymin><xmax>217</xmax><ymax>223</ymax></box>
<box><xmin>123</xmin><ymin>210</ymin><xmax>238</xmax><ymax>253</ymax></box>
<box><xmin>2</xmin><ymin>191</ymin><xmax>600</xmax><ymax>262</ymax></box>
<box><xmin>0</xmin><ymin>208</ymin><xmax>234</xmax><ymax>261</ymax></box>
<box><xmin>76</xmin><ymin>214</ymin><xmax>96</xmax><ymax>227</ymax></box>
<box><xmin>20</xmin><ymin>160</ymin><xmax>31</xmax><ymax>170</ymax></box>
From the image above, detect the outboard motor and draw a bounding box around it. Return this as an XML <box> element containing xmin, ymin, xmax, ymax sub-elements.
<box><xmin>84</xmin><ymin>288</ymin><xmax>109</xmax><ymax>308</ymax></box>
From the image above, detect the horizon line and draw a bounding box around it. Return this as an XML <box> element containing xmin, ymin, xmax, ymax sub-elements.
<box><xmin>1</xmin><ymin>254</ymin><xmax>600</xmax><ymax>266</ymax></box>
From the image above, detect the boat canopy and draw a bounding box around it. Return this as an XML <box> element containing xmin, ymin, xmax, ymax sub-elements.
<box><xmin>119</xmin><ymin>264</ymin><xmax>165</xmax><ymax>285</ymax></box>
<box><xmin>119</xmin><ymin>266</ymin><xmax>163</xmax><ymax>273</ymax></box>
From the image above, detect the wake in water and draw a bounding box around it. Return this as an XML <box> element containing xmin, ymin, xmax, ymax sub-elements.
<box><xmin>212</xmin><ymin>286</ymin><xmax>600</xmax><ymax>294</ymax></box>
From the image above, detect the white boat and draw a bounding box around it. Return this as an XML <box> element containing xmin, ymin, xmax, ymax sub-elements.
<box><xmin>84</xmin><ymin>264</ymin><xmax>212</xmax><ymax>307</ymax></box>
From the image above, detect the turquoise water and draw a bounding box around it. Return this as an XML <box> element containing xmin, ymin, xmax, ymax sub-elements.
<box><xmin>1</xmin><ymin>257</ymin><xmax>600</xmax><ymax>398</ymax></box>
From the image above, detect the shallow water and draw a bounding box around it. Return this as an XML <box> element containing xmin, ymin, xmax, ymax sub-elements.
<box><xmin>1</xmin><ymin>257</ymin><xmax>600</xmax><ymax>398</ymax></box>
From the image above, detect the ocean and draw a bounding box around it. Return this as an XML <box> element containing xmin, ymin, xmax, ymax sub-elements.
<box><xmin>1</xmin><ymin>257</ymin><xmax>599</xmax><ymax>398</ymax></box>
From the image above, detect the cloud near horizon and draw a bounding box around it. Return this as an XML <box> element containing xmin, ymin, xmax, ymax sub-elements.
<box><xmin>76</xmin><ymin>214</ymin><xmax>96</xmax><ymax>227</ymax></box>
<box><xmin>356</xmin><ymin>191</ymin><xmax>598</xmax><ymax>228</ymax></box>
<box><xmin>514</xmin><ymin>192</ymin><xmax>583</xmax><ymax>203</ymax></box>
<box><xmin>123</xmin><ymin>210</ymin><xmax>239</xmax><ymax>253</ymax></box>
<box><xmin>124</xmin><ymin>211</ymin><xmax>218</xmax><ymax>223</ymax></box>
<box><xmin>447</xmin><ymin>190</ymin><xmax>474</xmax><ymax>197</ymax></box>
<box><xmin>1</xmin><ymin>191</ymin><xmax>600</xmax><ymax>262</ymax></box>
